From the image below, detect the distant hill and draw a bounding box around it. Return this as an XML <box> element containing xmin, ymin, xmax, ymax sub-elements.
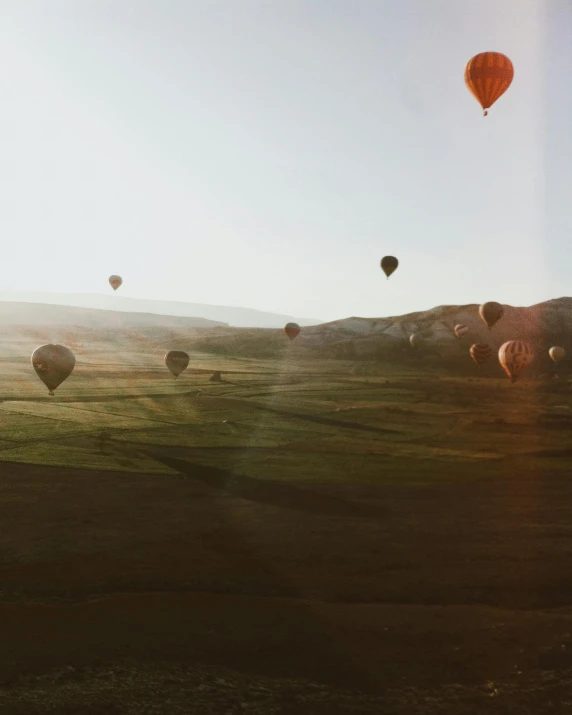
<box><xmin>0</xmin><ymin>302</ymin><xmax>224</xmax><ymax>329</ymax></box>
<box><xmin>0</xmin><ymin>302</ymin><xmax>227</xmax><ymax>360</ymax></box>
<box><xmin>190</xmin><ymin>298</ymin><xmax>572</xmax><ymax>375</ymax></box>
<box><xmin>0</xmin><ymin>292</ymin><xmax>322</xmax><ymax>329</ymax></box>
<box><xmin>303</xmin><ymin>298</ymin><xmax>572</xmax><ymax>354</ymax></box>
<box><xmin>2</xmin><ymin>298</ymin><xmax>570</xmax><ymax>377</ymax></box>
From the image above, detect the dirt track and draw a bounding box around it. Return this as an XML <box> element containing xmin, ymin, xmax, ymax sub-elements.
<box><xmin>2</xmin><ymin>460</ymin><xmax>572</xmax><ymax>711</ymax></box>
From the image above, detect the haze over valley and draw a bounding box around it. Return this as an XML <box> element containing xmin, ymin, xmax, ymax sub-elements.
<box><xmin>0</xmin><ymin>291</ymin><xmax>322</xmax><ymax>328</ymax></box>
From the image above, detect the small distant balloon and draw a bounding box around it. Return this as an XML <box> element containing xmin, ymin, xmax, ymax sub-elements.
<box><xmin>470</xmin><ymin>343</ymin><xmax>492</xmax><ymax>366</ymax></box>
<box><xmin>498</xmin><ymin>340</ymin><xmax>534</xmax><ymax>383</ymax></box>
<box><xmin>165</xmin><ymin>350</ymin><xmax>190</xmax><ymax>378</ymax></box>
<box><xmin>409</xmin><ymin>333</ymin><xmax>419</xmax><ymax>348</ymax></box>
<box><xmin>109</xmin><ymin>275</ymin><xmax>122</xmax><ymax>291</ymax></box>
<box><xmin>380</xmin><ymin>256</ymin><xmax>399</xmax><ymax>279</ymax></box>
<box><xmin>549</xmin><ymin>346</ymin><xmax>566</xmax><ymax>364</ymax></box>
<box><xmin>464</xmin><ymin>52</ymin><xmax>514</xmax><ymax>116</ymax></box>
<box><xmin>31</xmin><ymin>344</ymin><xmax>76</xmax><ymax>395</ymax></box>
<box><xmin>454</xmin><ymin>324</ymin><xmax>469</xmax><ymax>339</ymax></box>
<box><xmin>284</xmin><ymin>322</ymin><xmax>301</xmax><ymax>341</ymax></box>
<box><xmin>479</xmin><ymin>302</ymin><xmax>504</xmax><ymax>330</ymax></box>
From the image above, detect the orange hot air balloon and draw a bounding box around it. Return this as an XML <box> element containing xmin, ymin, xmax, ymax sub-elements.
<box><xmin>284</xmin><ymin>322</ymin><xmax>301</xmax><ymax>340</ymax></box>
<box><xmin>465</xmin><ymin>52</ymin><xmax>514</xmax><ymax>116</ymax></box>
<box><xmin>498</xmin><ymin>340</ymin><xmax>534</xmax><ymax>383</ymax></box>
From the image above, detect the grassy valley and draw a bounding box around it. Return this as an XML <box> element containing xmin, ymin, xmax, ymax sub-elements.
<box><xmin>1</xmin><ymin>331</ymin><xmax>572</xmax><ymax>713</ymax></box>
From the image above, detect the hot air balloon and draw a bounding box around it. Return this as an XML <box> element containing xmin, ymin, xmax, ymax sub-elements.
<box><xmin>31</xmin><ymin>344</ymin><xmax>76</xmax><ymax>395</ymax></box>
<box><xmin>549</xmin><ymin>346</ymin><xmax>566</xmax><ymax>364</ymax></box>
<box><xmin>165</xmin><ymin>350</ymin><xmax>189</xmax><ymax>378</ymax></box>
<box><xmin>454</xmin><ymin>324</ymin><xmax>469</xmax><ymax>339</ymax></box>
<box><xmin>284</xmin><ymin>322</ymin><xmax>301</xmax><ymax>340</ymax></box>
<box><xmin>381</xmin><ymin>256</ymin><xmax>399</xmax><ymax>279</ymax></box>
<box><xmin>465</xmin><ymin>52</ymin><xmax>514</xmax><ymax>116</ymax></box>
<box><xmin>109</xmin><ymin>275</ymin><xmax>122</xmax><ymax>291</ymax></box>
<box><xmin>470</xmin><ymin>343</ymin><xmax>492</xmax><ymax>366</ymax></box>
<box><xmin>409</xmin><ymin>333</ymin><xmax>420</xmax><ymax>348</ymax></box>
<box><xmin>498</xmin><ymin>340</ymin><xmax>534</xmax><ymax>383</ymax></box>
<box><xmin>479</xmin><ymin>301</ymin><xmax>504</xmax><ymax>330</ymax></box>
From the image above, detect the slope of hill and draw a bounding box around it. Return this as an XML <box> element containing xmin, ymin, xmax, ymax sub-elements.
<box><xmin>0</xmin><ymin>303</ymin><xmax>227</xmax><ymax>360</ymax></box>
<box><xmin>0</xmin><ymin>292</ymin><xmax>322</xmax><ymax>328</ymax></box>
<box><xmin>189</xmin><ymin>298</ymin><xmax>572</xmax><ymax>375</ymax></box>
<box><xmin>304</xmin><ymin>298</ymin><xmax>572</xmax><ymax>355</ymax></box>
<box><xmin>0</xmin><ymin>302</ymin><xmax>224</xmax><ymax>329</ymax></box>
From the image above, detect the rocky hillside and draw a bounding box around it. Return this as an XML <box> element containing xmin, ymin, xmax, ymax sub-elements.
<box><xmin>192</xmin><ymin>298</ymin><xmax>572</xmax><ymax>375</ymax></box>
<box><xmin>304</xmin><ymin>298</ymin><xmax>571</xmax><ymax>350</ymax></box>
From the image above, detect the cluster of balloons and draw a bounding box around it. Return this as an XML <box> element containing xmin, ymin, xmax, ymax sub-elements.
<box><xmin>25</xmin><ymin>55</ymin><xmax>551</xmax><ymax>394</ymax></box>
<box><xmin>376</xmin><ymin>53</ymin><xmax>568</xmax><ymax>384</ymax></box>
<box><xmin>382</xmin><ymin>275</ymin><xmax>565</xmax><ymax>384</ymax></box>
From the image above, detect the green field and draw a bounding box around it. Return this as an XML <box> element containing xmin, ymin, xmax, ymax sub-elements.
<box><xmin>2</xmin><ymin>345</ymin><xmax>572</xmax><ymax>713</ymax></box>
<box><xmin>1</xmin><ymin>346</ymin><xmax>571</xmax><ymax>482</ymax></box>
<box><xmin>3</xmin><ymin>338</ymin><xmax>572</xmax><ymax>510</ymax></box>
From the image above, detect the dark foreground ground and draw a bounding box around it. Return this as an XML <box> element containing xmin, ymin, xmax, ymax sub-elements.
<box><xmin>2</xmin><ymin>459</ymin><xmax>572</xmax><ymax>713</ymax></box>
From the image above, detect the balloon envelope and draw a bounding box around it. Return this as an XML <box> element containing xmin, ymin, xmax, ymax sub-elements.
<box><xmin>498</xmin><ymin>340</ymin><xmax>534</xmax><ymax>383</ymax></box>
<box><xmin>470</xmin><ymin>343</ymin><xmax>492</xmax><ymax>366</ymax></box>
<box><xmin>31</xmin><ymin>344</ymin><xmax>75</xmax><ymax>395</ymax></box>
<box><xmin>409</xmin><ymin>334</ymin><xmax>419</xmax><ymax>348</ymax></box>
<box><xmin>284</xmin><ymin>322</ymin><xmax>301</xmax><ymax>340</ymax></box>
<box><xmin>380</xmin><ymin>256</ymin><xmax>399</xmax><ymax>279</ymax></box>
<box><xmin>549</xmin><ymin>346</ymin><xmax>566</xmax><ymax>364</ymax></box>
<box><xmin>465</xmin><ymin>52</ymin><xmax>514</xmax><ymax>116</ymax></box>
<box><xmin>479</xmin><ymin>301</ymin><xmax>504</xmax><ymax>330</ymax></box>
<box><xmin>454</xmin><ymin>324</ymin><xmax>468</xmax><ymax>339</ymax></box>
<box><xmin>165</xmin><ymin>350</ymin><xmax>189</xmax><ymax>377</ymax></box>
<box><xmin>109</xmin><ymin>275</ymin><xmax>122</xmax><ymax>291</ymax></box>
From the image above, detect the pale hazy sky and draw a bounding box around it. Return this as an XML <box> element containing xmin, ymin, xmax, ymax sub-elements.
<box><xmin>0</xmin><ymin>1</ymin><xmax>568</xmax><ymax>321</ymax></box>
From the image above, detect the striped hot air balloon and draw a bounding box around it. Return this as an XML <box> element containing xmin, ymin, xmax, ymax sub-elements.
<box><xmin>465</xmin><ymin>52</ymin><xmax>514</xmax><ymax>116</ymax></box>
<box><xmin>498</xmin><ymin>340</ymin><xmax>534</xmax><ymax>383</ymax></box>
<box><xmin>469</xmin><ymin>343</ymin><xmax>492</xmax><ymax>366</ymax></box>
<box><xmin>454</xmin><ymin>324</ymin><xmax>469</xmax><ymax>339</ymax></box>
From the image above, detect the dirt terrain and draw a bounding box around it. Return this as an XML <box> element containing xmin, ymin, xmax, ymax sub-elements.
<box><xmin>0</xmin><ymin>349</ymin><xmax>571</xmax><ymax>711</ymax></box>
<box><xmin>2</xmin><ymin>456</ymin><xmax>572</xmax><ymax>713</ymax></box>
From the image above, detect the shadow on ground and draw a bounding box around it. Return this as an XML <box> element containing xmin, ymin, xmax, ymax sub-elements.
<box><xmin>143</xmin><ymin>449</ymin><xmax>387</xmax><ymax>519</ymax></box>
